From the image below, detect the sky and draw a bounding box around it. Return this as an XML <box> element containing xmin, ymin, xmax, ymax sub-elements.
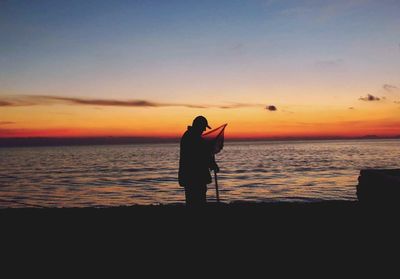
<box><xmin>1</xmin><ymin>0</ymin><xmax>400</xmax><ymax>139</ymax></box>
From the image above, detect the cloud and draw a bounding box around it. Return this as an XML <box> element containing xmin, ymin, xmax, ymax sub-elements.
<box><xmin>0</xmin><ymin>98</ymin><xmax>35</xmax><ymax>107</ymax></box>
<box><xmin>314</xmin><ymin>59</ymin><xmax>345</xmax><ymax>73</ymax></box>
<box><xmin>318</xmin><ymin>0</ymin><xmax>372</xmax><ymax>22</ymax></box>
<box><xmin>315</xmin><ymin>59</ymin><xmax>343</xmax><ymax>68</ymax></box>
<box><xmin>348</xmin><ymin>107</ymin><xmax>355</xmax><ymax>110</ymax></box>
<box><xmin>383</xmin><ymin>84</ymin><xmax>398</xmax><ymax>92</ymax></box>
<box><xmin>394</xmin><ymin>101</ymin><xmax>400</xmax><ymax>104</ymax></box>
<box><xmin>28</xmin><ymin>95</ymin><xmax>179</xmax><ymax>107</ymax></box>
<box><xmin>0</xmin><ymin>121</ymin><xmax>15</xmax><ymax>125</ymax></box>
<box><xmin>274</xmin><ymin>0</ymin><xmax>369</xmax><ymax>22</ymax></box>
<box><xmin>0</xmin><ymin>127</ymin><xmax>72</xmax><ymax>137</ymax></box>
<box><xmin>0</xmin><ymin>100</ymin><xmax>15</xmax><ymax>106</ymax></box>
<box><xmin>359</xmin><ymin>94</ymin><xmax>381</xmax><ymax>101</ymax></box>
<box><xmin>229</xmin><ymin>43</ymin><xmax>246</xmax><ymax>55</ymax></box>
<box><xmin>280</xmin><ymin>7</ymin><xmax>313</xmax><ymax>17</ymax></box>
<box><xmin>54</xmin><ymin>97</ymin><xmax>160</xmax><ymax>107</ymax></box>
<box><xmin>218</xmin><ymin>103</ymin><xmax>261</xmax><ymax>109</ymax></box>
<box><xmin>0</xmin><ymin>95</ymin><xmax>261</xmax><ymax>110</ymax></box>
<box><xmin>266</xmin><ymin>105</ymin><xmax>277</xmax><ymax>111</ymax></box>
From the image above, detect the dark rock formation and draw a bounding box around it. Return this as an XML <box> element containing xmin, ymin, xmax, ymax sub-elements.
<box><xmin>357</xmin><ymin>169</ymin><xmax>400</xmax><ymax>203</ymax></box>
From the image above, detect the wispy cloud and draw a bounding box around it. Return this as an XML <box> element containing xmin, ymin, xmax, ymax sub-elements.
<box><xmin>280</xmin><ymin>6</ymin><xmax>313</xmax><ymax>17</ymax></box>
<box><xmin>0</xmin><ymin>100</ymin><xmax>16</xmax><ymax>106</ymax></box>
<box><xmin>229</xmin><ymin>43</ymin><xmax>246</xmax><ymax>56</ymax></box>
<box><xmin>276</xmin><ymin>0</ymin><xmax>369</xmax><ymax>17</ymax></box>
<box><xmin>218</xmin><ymin>102</ymin><xmax>261</xmax><ymax>109</ymax></box>
<box><xmin>0</xmin><ymin>121</ymin><xmax>15</xmax><ymax>125</ymax></box>
<box><xmin>0</xmin><ymin>101</ymin><xmax>9</xmax><ymax>106</ymax></box>
<box><xmin>275</xmin><ymin>1</ymin><xmax>372</xmax><ymax>23</ymax></box>
<box><xmin>359</xmin><ymin>94</ymin><xmax>381</xmax><ymax>101</ymax></box>
<box><xmin>0</xmin><ymin>95</ymin><xmax>262</xmax><ymax>109</ymax></box>
<box><xmin>0</xmin><ymin>98</ymin><xmax>35</xmax><ymax>107</ymax></box>
<box><xmin>383</xmin><ymin>84</ymin><xmax>398</xmax><ymax>92</ymax></box>
<box><xmin>315</xmin><ymin>59</ymin><xmax>343</xmax><ymax>68</ymax></box>
<box><xmin>314</xmin><ymin>58</ymin><xmax>345</xmax><ymax>73</ymax></box>
<box><xmin>294</xmin><ymin>120</ymin><xmax>366</xmax><ymax>127</ymax></box>
<box><xmin>49</xmin><ymin>96</ymin><xmax>162</xmax><ymax>107</ymax></box>
<box><xmin>348</xmin><ymin>107</ymin><xmax>355</xmax><ymax>110</ymax></box>
<box><xmin>318</xmin><ymin>0</ymin><xmax>372</xmax><ymax>22</ymax></box>
<box><xmin>29</xmin><ymin>95</ymin><xmax>203</xmax><ymax>108</ymax></box>
<box><xmin>0</xmin><ymin>127</ymin><xmax>73</xmax><ymax>137</ymax></box>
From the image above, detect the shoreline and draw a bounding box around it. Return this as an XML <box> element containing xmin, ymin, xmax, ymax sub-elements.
<box><xmin>0</xmin><ymin>200</ymin><xmax>384</xmax><ymax>218</ymax></box>
<box><xmin>0</xmin><ymin>200</ymin><xmax>358</xmax><ymax>210</ymax></box>
<box><xmin>4</xmin><ymin>200</ymin><xmax>399</xmax><ymax>219</ymax></box>
<box><xmin>3</xmin><ymin>200</ymin><xmax>398</xmax><ymax>240</ymax></box>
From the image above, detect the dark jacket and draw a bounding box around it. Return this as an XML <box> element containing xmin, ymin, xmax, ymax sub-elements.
<box><xmin>178</xmin><ymin>126</ymin><xmax>214</xmax><ymax>187</ymax></box>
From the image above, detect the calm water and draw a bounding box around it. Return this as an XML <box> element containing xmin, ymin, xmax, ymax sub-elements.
<box><xmin>1</xmin><ymin>139</ymin><xmax>399</xmax><ymax>208</ymax></box>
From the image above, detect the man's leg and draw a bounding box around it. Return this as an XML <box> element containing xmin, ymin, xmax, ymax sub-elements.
<box><xmin>185</xmin><ymin>184</ymin><xmax>207</xmax><ymax>206</ymax></box>
<box><xmin>199</xmin><ymin>184</ymin><xmax>207</xmax><ymax>204</ymax></box>
<box><xmin>184</xmin><ymin>186</ymin><xmax>194</xmax><ymax>205</ymax></box>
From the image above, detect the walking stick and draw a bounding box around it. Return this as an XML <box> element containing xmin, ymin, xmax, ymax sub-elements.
<box><xmin>214</xmin><ymin>170</ymin><xmax>220</xmax><ymax>203</ymax></box>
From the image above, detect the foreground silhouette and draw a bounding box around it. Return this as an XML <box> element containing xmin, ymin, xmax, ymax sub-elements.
<box><xmin>179</xmin><ymin>116</ymin><xmax>219</xmax><ymax>206</ymax></box>
<box><xmin>357</xmin><ymin>169</ymin><xmax>400</xmax><ymax>203</ymax></box>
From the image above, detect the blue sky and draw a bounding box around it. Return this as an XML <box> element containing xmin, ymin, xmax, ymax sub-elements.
<box><xmin>1</xmin><ymin>0</ymin><xmax>399</xmax><ymax>101</ymax></box>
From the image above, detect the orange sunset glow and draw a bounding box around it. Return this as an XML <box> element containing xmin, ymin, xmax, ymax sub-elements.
<box><xmin>1</xmin><ymin>96</ymin><xmax>399</xmax><ymax>139</ymax></box>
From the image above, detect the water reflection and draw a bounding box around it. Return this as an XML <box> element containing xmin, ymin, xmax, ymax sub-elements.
<box><xmin>1</xmin><ymin>139</ymin><xmax>399</xmax><ymax>207</ymax></box>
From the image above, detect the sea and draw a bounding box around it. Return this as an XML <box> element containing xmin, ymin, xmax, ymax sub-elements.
<box><xmin>1</xmin><ymin>139</ymin><xmax>399</xmax><ymax>208</ymax></box>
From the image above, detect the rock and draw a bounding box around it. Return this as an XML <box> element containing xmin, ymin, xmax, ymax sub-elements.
<box><xmin>357</xmin><ymin>169</ymin><xmax>400</xmax><ymax>203</ymax></box>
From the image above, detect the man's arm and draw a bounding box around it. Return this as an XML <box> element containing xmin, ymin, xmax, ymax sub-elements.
<box><xmin>209</xmin><ymin>154</ymin><xmax>220</xmax><ymax>173</ymax></box>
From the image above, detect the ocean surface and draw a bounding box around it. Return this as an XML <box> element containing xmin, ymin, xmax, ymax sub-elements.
<box><xmin>1</xmin><ymin>139</ymin><xmax>399</xmax><ymax>208</ymax></box>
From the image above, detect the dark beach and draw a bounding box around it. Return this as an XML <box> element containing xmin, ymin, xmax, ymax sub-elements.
<box><xmin>0</xmin><ymin>201</ymin><xmax>359</xmax><ymax>240</ymax></box>
<box><xmin>1</xmin><ymin>200</ymin><xmax>395</xmax><ymax>228</ymax></box>
<box><xmin>2</xmin><ymin>200</ymin><xmax>399</xmax><ymax>268</ymax></box>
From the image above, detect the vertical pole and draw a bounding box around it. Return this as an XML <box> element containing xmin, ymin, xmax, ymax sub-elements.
<box><xmin>214</xmin><ymin>170</ymin><xmax>220</xmax><ymax>203</ymax></box>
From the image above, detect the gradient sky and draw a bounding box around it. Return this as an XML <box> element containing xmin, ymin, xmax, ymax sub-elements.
<box><xmin>1</xmin><ymin>0</ymin><xmax>400</xmax><ymax>138</ymax></box>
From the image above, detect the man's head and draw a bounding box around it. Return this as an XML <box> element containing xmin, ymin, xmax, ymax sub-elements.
<box><xmin>192</xmin><ymin>115</ymin><xmax>211</xmax><ymax>133</ymax></box>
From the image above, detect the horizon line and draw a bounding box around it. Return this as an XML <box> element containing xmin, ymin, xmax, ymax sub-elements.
<box><xmin>1</xmin><ymin>134</ymin><xmax>399</xmax><ymax>148</ymax></box>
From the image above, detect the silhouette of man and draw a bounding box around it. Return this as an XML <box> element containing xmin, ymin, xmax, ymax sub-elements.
<box><xmin>179</xmin><ymin>116</ymin><xmax>219</xmax><ymax>206</ymax></box>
